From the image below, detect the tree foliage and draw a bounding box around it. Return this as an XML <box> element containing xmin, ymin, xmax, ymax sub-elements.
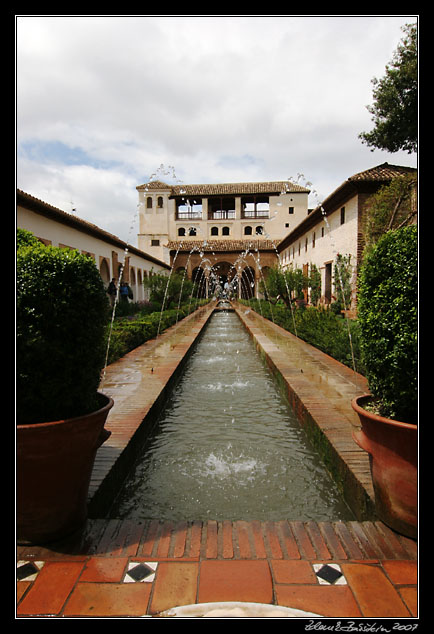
<box><xmin>363</xmin><ymin>174</ymin><xmax>417</xmax><ymax>249</ymax></box>
<box><xmin>260</xmin><ymin>265</ymin><xmax>309</xmax><ymax>307</ymax></box>
<box><xmin>144</xmin><ymin>271</ymin><xmax>194</xmax><ymax>309</ymax></box>
<box><xmin>359</xmin><ymin>23</ymin><xmax>417</xmax><ymax>154</ymax></box>
<box><xmin>309</xmin><ymin>263</ymin><xmax>321</xmax><ymax>306</ymax></box>
<box><xmin>333</xmin><ymin>254</ymin><xmax>354</xmax><ymax>312</ymax></box>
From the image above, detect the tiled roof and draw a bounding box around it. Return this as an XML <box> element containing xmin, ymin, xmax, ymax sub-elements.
<box><xmin>137</xmin><ymin>180</ymin><xmax>309</xmax><ymax>196</ymax></box>
<box><xmin>277</xmin><ymin>163</ymin><xmax>417</xmax><ymax>252</ymax></box>
<box><xmin>348</xmin><ymin>163</ymin><xmax>417</xmax><ymax>182</ymax></box>
<box><xmin>165</xmin><ymin>239</ymin><xmax>277</xmax><ymax>252</ymax></box>
<box><xmin>138</xmin><ymin>180</ymin><xmax>173</xmax><ymax>190</ymax></box>
<box><xmin>308</xmin><ymin>163</ymin><xmax>417</xmax><ymax>216</ymax></box>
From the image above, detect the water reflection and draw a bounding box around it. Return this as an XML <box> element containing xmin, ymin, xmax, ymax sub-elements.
<box><xmin>109</xmin><ymin>312</ymin><xmax>354</xmax><ymax>522</ymax></box>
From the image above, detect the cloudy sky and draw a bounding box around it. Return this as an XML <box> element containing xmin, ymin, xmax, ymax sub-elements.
<box><xmin>16</xmin><ymin>14</ymin><xmax>418</xmax><ymax>244</ymax></box>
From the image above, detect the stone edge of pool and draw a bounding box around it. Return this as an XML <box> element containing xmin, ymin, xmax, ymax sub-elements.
<box><xmin>88</xmin><ymin>301</ymin><xmax>375</xmax><ymax>523</ymax></box>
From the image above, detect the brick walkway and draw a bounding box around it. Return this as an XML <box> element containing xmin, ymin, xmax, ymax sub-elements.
<box><xmin>16</xmin><ymin>302</ymin><xmax>418</xmax><ymax>619</ymax></box>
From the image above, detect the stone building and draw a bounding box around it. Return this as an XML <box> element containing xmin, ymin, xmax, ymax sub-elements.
<box><xmin>277</xmin><ymin>163</ymin><xmax>417</xmax><ymax>310</ymax></box>
<box><xmin>136</xmin><ymin>163</ymin><xmax>417</xmax><ymax>304</ymax></box>
<box><xmin>136</xmin><ymin>179</ymin><xmax>310</xmax><ymax>298</ymax></box>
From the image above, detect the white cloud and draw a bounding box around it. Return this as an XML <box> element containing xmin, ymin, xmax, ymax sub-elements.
<box><xmin>16</xmin><ymin>14</ymin><xmax>418</xmax><ymax>243</ymax></box>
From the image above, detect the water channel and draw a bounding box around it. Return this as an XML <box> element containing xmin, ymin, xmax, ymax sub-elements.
<box><xmin>109</xmin><ymin>310</ymin><xmax>354</xmax><ymax>522</ymax></box>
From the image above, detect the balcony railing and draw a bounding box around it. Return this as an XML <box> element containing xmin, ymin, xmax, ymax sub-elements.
<box><xmin>175</xmin><ymin>211</ymin><xmax>203</xmax><ymax>220</ymax></box>
<box><xmin>241</xmin><ymin>210</ymin><xmax>270</xmax><ymax>219</ymax></box>
<box><xmin>208</xmin><ymin>210</ymin><xmax>236</xmax><ymax>220</ymax></box>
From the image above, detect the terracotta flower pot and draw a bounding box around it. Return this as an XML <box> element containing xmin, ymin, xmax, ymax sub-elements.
<box><xmin>17</xmin><ymin>392</ymin><xmax>113</xmax><ymax>545</ymax></box>
<box><xmin>351</xmin><ymin>394</ymin><xmax>417</xmax><ymax>539</ymax></box>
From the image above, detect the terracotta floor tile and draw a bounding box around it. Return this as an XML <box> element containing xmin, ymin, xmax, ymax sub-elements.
<box><xmin>222</xmin><ymin>520</ymin><xmax>234</xmax><ymax>558</ymax></box>
<box><xmin>63</xmin><ymin>582</ymin><xmax>152</xmax><ymax>617</ymax></box>
<box><xmin>342</xmin><ymin>563</ymin><xmax>411</xmax><ymax>617</ymax></box>
<box><xmin>271</xmin><ymin>560</ymin><xmax>317</xmax><ymax>585</ymax></box>
<box><xmin>398</xmin><ymin>587</ymin><xmax>418</xmax><ymax>617</ymax></box>
<box><xmin>198</xmin><ymin>560</ymin><xmax>273</xmax><ymax>605</ymax></box>
<box><xmin>17</xmin><ymin>561</ymin><xmax>85</xmax><ymax>616</ymax></box>
<box><xmin>80</xmin><ymin>556</ymin><xmax>128</xmax><ymax>582</ymax></box>
<box><xmin>16</xmin><ymin>581</ymin><xmax>31</xmax><ymax>603</ymax></box>
<box><xmin>149</xmin><ymin>562</ymin><xmax>199</xmax><ymax>615</ymax></box>
<box><xmin>275</xmin><ymin>584</ymin><xmax>362</xmax><ymax>618</ymax></box>
<box><xmin>382</xmin><ymin>560</ymin><xmax>418</xmax><ymax>585</ymax></box>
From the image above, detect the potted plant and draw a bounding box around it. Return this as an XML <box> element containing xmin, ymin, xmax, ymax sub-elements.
<box><xmin>16</xmin><ymin>229</ymin><xmax>113</xmax><ymax>544</ymax></box>
<box><xmin>351</xmin><ymin>225</ymin><xmax>417</xmax><ymax>538</ymax></box>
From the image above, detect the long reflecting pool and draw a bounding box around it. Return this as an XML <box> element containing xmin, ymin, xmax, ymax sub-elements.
<box><xmin>109</xmin><ymin>311</ymin><xmax>354</xmax><ymax>522</ymax></box>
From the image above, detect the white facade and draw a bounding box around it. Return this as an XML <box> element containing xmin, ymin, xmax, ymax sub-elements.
<box><xmin>136</xmin><ymin>180</ymin><xmax>310</xmax><ymax>264</ymax></box>
<box><xmin>277</xmin><ymin>162</ymin><xmax>417</xmax><ymax>310</ymax></box>
<box><xmin>279</xmin><ymin>195</ymin><xmax>359</xmax><ymax>307</ymax></box>
<box><xmin>17</xmin><ymin>190</ymin><xmax>170</xmax><ymax>302</ymax></box>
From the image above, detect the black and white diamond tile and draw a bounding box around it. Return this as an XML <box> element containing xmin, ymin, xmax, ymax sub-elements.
<box><xmin>313</xmin><ymin>563</ymin><xmax>346</xmax><ymax>585</ymax></box>
<box><xmin>124</xmin><ymin>562</ymin><xmax>158</xmax><ymax>583</ymax></box>
<box><xmin>17</xmin><ymin>560</ymin><xmax>45</xmax><ymax>581</ymax></box>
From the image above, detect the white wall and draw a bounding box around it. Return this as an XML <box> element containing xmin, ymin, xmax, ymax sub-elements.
<box><xmin>18</xmin><ymin>204</ymin><xmax>169</xmax><ymax>303</ymax></box>
<box><xmin>280</xmin><ymin>195</ymin><xmax>359</xmax><ymax>306</ymax></box>
<box><xmin>137</xmin><ymin>186</ymin><xmax>309</xmax><ymax>262</ymax></box>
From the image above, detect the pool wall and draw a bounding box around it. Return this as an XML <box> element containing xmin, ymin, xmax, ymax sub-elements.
<box><xmin>235</xmin><ymin>306</ymin><xmax>375</xmax><ymax>521</ymax></box>
<box><xmin>89</xmin><ymin>301</ymin><xmax>375</xmax><ymax>522</ymax></box>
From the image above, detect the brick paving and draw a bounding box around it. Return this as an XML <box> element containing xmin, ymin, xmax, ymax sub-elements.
<box><xmin>16</xmin><ymin>301</ymin><xmax>418</xmax><ymax>619</ymax></box>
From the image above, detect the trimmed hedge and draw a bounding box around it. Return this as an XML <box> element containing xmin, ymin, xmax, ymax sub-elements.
<box><xmin>357</xmin><ymin>225</ymin><xmax>417</xmax><ymax>423</ymax></box>
<box><xmin>240</xmin><ymin>299</ymin><xmax>363</xmax><ymax>373</ymax></box>
<box><xmin>105</xmin><ymin>301</ymin><xmax>209</xmax><ymax>365</ymax></box>
<box><xmin>17</xmin><ymin>240</ymin><xmax>109</xmax><ymax>424</ymax></box>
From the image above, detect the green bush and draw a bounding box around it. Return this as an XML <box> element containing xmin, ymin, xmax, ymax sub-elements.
<box><xmin>17</xmin><ymin>227</ymin><xmax>42</xmax><ymax>249</ymax></box>
<box><xmin>242</xmin><ymin>299</ymin><xmax>363</xmax><ymax>373</ymax></box>
<box><xmin>113</xmin><ymin>299</ymin><xmax>160</xmax><ymax>318</ymax></box>
<box><xmin>144</xmin><ymin>272</ymin><xmax>195</xmax><ymax>309</ymax></box>
<box><xmin>357</xmin><ymin>226</ymin><xmax>417</xmax><ymax>423</ymax></box>
<box><xmin>17</xmin><ymin>238</ymin><xmax>110</xmax><ymax>424</ymax></box>
<box><xmin>105</xmin><ymin>301</ymin><xmax>209</xmax><ymax>365</ymax></box>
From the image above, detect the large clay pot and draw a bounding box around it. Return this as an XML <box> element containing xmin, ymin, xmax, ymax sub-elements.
<box><xmin>17</xmin><ymin>393</ymin><xmax>113</xmax><ymax>545</ymax></box>
<box><xmin>351</xmin><ymin>394</ymin><xmax>417</xmax><ymax>539</ymax></box>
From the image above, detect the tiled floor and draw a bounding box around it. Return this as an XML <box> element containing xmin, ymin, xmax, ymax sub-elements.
<box><xmin>17</xmin><ymin>518</ymin><xmax>417</xmax><ymax>618</ymax></box>
<box><xmin>16</xmin><ymin>302</ymin><xmax>418</xmax><ymax>619</ymax></box>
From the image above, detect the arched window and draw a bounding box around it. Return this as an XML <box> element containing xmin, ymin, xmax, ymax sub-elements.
<box><xmin>256</xmin><ymin>226</ymin><xmax>263</xmax><ymax>235</ymax></box>
<box><xmin>222</xmin><ymin>226</ymin><xmax>230</xmax><ymax>236</ymax></box>
<box><xmin>146</xmin><ymin>197</ymin><xmax>152</xmax><ymax>209</ymax></box>
<box><xmin>189</xmin><ymin>227</ymin><xmax>197</xmax><ymax>236</ymax></box>
<box><xmin>211</xmin><ymin>226</ymin><xmax>219</xmax><ymax>236</ymax></box>
<box><xmin>99</xmin><ymin>258</ymin><xmax>110</xmax><ymax>285</ymax></box>
<box><xmin>178</xmin><ymin>227</ymin><xmax>186</xmax><ymax>236</ymax></box>
<box><xmin>244</xmin><ymin>226</ymin><xmax>252</xmax><ymax>235</ymax></box>
<box><xmin>157</xmin><ymin>196</ymin><xmax>163</xmax><ymax>208</ymax></box>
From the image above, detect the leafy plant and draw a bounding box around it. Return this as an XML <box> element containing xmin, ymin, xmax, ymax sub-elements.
<box><xmin>357</xmin><ymin>225</ymin><xmax>417</xmax><ymax>423</ymax></box>
<box><xmin>17</xmin><ymin>235</ymin><xmax>110</xmax><ymax>424</ymax></box>
<box><xmin>260</xmin><ymin>265</ymin><xmax>310</xmax><ymax>307</ymax></box>
<box><xmin>16</xmin><ymin>227</ymin><xmax>42</xmax><ymax>249</ymax></box>
<box><xmin>242</xmin><ymin>299</ymin><xmax>363</xmax><ymax>373</ymax></box>
<box><xmin>309</xmin><ymin>263</ymin><xmax>321</xmax><ymax>306</ymax></box>
<box><xmin>144</xmin><ymin>271</ymin><xmax>194</xmax><ymax>309</ymax></box>
<box><xmin>106</xmin><ymin>301</ymin><xmax>209</xmax><ymax>364</ymax></box>
<box><xmin>333</xmin><ymin>253</ymin><xmax>354</xmax><ymax>313</ymax></box>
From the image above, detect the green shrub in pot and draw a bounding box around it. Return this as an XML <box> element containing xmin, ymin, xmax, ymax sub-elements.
<box><xmin>352</xmin><ymin>225</ymin><xmax>417</xmax><ymax>537</ymax></box>
<box><xmin>357</xmin><ymin>225</ymin><xmax>417</xmax><ymax>424</ymax></box>
<box><xmin>16</xmin><ymin>230</ymin><xmax>110</xmax><ymax>424</ymax></box>
<box><xmin>17</xmin><ymin>229</ymin><xmax>115</xmax><ymax>544</ymax></box>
